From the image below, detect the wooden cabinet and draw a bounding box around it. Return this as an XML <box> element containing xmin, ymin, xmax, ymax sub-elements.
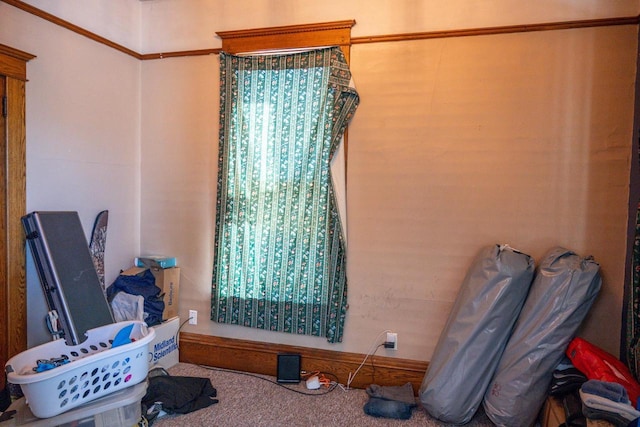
<box><xmin>0</xmin><ymin>43</ymin><xmax>34</xmax><ymax>389</ymax></box>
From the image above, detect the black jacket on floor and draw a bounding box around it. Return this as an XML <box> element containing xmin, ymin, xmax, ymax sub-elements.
<box><xmin>143</xmin><ymin>375</ymin><xmax>218</xmax><ymax>414</ymax></box>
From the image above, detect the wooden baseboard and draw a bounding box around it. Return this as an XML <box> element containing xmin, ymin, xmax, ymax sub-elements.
<box><xmin>179</xmin><ymin>332</ymin><xmax>428</xmax><ymax>393</ymax></box>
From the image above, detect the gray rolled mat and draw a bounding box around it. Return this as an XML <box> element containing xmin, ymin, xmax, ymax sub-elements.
<box><xmin>483</xmin><ymin>246</ymin><xmax>602</xmax><ymax>427</ymax></box>
<box><xmin>419</xmin><ymin>244</ymin><xmax>535</xmax><ymax>424</ymax></box>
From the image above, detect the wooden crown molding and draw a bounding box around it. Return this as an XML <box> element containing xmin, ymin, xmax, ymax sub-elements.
<box><xmin>139</xmin><ymin>48</ymin><xmax>221</xmax><ymax>61</ymax></box>
<box><xmin>351</xmin><ymin>15</ymin><xmax>640</xmax><ymax>45</ymax></box>
<box><xmin>0</xmin><ymin>44</ymin><xmax>35</xmax><ymax>81</ymax></box>
<box><xmin>4</xmin><ymin>0</ymin><xmax>636</xmax><ymax>61</ymax></box>
<box><xmin>0</xmin><ymin>44</ymin><xmax>35</xmax><ymax>62</ymax></box>
<box><xmin>216</xmin><ymin>20</ymin><xmax>355</xmax><ymax>55</ymax></box>
<box><xmin>217</xmin><ymin>20</ymin><xmax>356</xmax><ymax>40</ymax></box>
<box><xmin>1</xmin><ymin>0</ymin><xmax>141</xmax><ymax>59</ymax></box>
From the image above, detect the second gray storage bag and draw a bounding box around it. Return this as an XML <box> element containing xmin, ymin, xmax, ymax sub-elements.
<box><xmin>419</xmin><ymin>244</ymin><xmax>535</xmax><ymax>424</ymax></box>
<box><xmin>483</xmin><ymin>247</ymin><xmax>602</xmax><ymax>427</ymax></box>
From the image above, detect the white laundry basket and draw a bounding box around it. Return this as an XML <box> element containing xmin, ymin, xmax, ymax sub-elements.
<box><xmin>5</xmin><ymin>321</ymin><xmax>155</xmax><ymax>419</ymax></box>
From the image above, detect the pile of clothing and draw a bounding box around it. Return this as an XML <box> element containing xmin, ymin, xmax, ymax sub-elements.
<box><xmin>108</xmin><ymin>269</ymin><xmax>164</xmax><ymax>326</ymax></box>
<box><xmin>580</xmin><ymin>380</ymin><xmax>640</xmax><ymax>426</ymax></box>
<box><xmin>549</xmin><ymin>356</ymin><xmax>640</xmax><ymax>427</ymax></box>
<box><xmin>363</xmin><ymin>383</ymin><xmax>416</xmax><ymax>420</ymax></box>
<box><xmin>142</xmin><ymin>368</ymin><xmax>219</xmax><ymax>425</ymax></box>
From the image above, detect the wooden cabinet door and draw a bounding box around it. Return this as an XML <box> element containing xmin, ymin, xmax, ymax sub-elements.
<box><xmin>0</xmin><ymin>45</ymin><xmax>33</xmax><ymax>389</ymax></box>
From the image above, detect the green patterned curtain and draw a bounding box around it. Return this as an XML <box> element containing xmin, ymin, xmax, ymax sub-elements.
<box><xmin>626</xmin><ymin>204</ymin><xmax>640</xmax><ymax>378</ymax></box>
<box><xmin>211</xmin><ymin>47</ymin><xmax>359</xmax><ymax>343</ymax></box>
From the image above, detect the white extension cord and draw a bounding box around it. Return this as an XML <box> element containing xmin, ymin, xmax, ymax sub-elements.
<box><xmin>346</xmin><ymin>329</ymin><xmax>392</xmax><ymax>389</ymax></box>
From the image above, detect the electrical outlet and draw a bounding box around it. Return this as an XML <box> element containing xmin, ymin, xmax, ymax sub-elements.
<box><xmin>189</xmin><ymin>310</ymin><xmax>198</xmax><ymax>325</ymax></box>
<box><xmin>385</xmin><ymin>332</ymin><xmax>398</xmax><ymax>350</ymax></box>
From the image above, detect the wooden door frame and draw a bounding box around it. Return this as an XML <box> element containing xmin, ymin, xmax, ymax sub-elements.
<box><xmin>0</xmin><ymin>43</ymin><xmax>34</xmax><ymax>389</ymax></box>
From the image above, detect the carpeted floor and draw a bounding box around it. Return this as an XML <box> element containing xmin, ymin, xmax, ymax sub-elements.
<box><xmin>151</xmin><ymin>363</ymin><xmax>495</xmax><ymax>427</ymax></box>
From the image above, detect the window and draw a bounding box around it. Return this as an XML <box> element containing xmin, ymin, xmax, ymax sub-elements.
<box><xmin>211</xmin><ymin>22</ymin><xmax>358</xmax><ymax>342</ymax></box>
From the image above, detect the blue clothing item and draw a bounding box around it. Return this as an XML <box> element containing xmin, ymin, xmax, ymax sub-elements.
<box><xmin>107</xmin><ymin>269</ymin><xmax>164</xmax><ymax>326</ymax></box>
<box><xmin>582</xmin><ymin>404</ymin><xmax>633</xmax><ymax>426</ymax></box>
<box><xmin>364</xmin><ymin>397</ymin><xmax>413</xmax><ymax>420</ymax></box>
<box><xmin>111</xmin><ymin>324</ymin><xmax>134</xmax><ymax>347</ymax></box>
<box><xmin>366</xmin><ymin>383</ymin><xmax>416</xmax><ymax>405</ymax></box>
<box><xmin>582</xmin><ymin>380</ymin><xmax>630</xmax><ymax>405</ymax></box>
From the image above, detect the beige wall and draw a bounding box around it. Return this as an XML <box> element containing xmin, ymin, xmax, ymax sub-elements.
<box><xmin>138</xmin><ymin>0</ymin><xmax>639</xmax><ymax>53</ymax></box>
<box><xmin>347</xmin><ymin>27</ymin><xmax>636</xmax><ymax>359</ymax></box>
<box><xmin>22</xmin><ymin>0</ymin><xmax>141</xmax><ymax>51</ymax></box>
<box><xmin>0</xmin><ymin>3</ymin><xmax>142</xmax><ymax>287</ymax></box>
<box><xmin>1</xmin><ymin>1</ymin><xmax>638</xmax><ymax>360</ymax></box>
<box><xmin>141</xmin><ymin>25</ymin><xmax>637</xmax><ymax>360</ymax></box>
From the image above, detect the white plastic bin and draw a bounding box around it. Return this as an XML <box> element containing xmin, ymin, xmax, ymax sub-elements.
<box><xmin>5</xmin><ymin>380</ymin><xmax>147</xmax><ymax>426</ymax></box>
<box><xmin>4</xmin><ymin>321</ymin><xmax>155</xmax><ymax>418</ymax></box>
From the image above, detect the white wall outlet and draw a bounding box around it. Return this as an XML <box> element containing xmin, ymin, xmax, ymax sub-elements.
<box><xmin>386</xmin><ymin>332</ymin><xmax>398</xmax><ymax>350</ymax></box>
<box><xmin>189</xmin><ymin>309</ymin><xmax>198</xmax><ymax>325</ymax></box>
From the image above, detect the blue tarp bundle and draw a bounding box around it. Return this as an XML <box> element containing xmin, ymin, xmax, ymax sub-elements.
<box><xmin>419</xmin><ymin>244</ymin><xmax>535</xmax><ymax>424</ymax></box>
<box><xmin>483</xmin><ymin>247</ymin><xmax>601</xmax><ymax>427</ymax></box>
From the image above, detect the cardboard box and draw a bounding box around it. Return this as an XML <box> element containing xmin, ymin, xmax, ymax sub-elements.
<box><xmin>148</xmin><ymin>316</ymin><xmax>180</xmax><ymax>370</ymax></box>
<box><xmin>151</xmin><ymin>267</ymin><xmax>180</xmax><ymax>320</ymax></box>
<box><xmin>540</xmin><ymin>396</ymin><xmax>615</xmax><ymax>427</ymax></box>
<box><xmin>540</xmin><ymin>396</ymin><xmax>564</xmax><ymax>427</ymax></box>
<box><xmin>121</xmin><ymin>266</ymin><xmax>180</xmax><ymax>320</ymax></box>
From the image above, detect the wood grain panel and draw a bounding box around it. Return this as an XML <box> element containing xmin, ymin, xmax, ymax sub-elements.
<box><xmin>216</xmin><ymin>20</ymin><xmax>355</xmax><ymax>55</ymax></box>
<box><xmin>0</xmin><ymin>45</ymin><xmax>31</xmax><ymax>389</ymax></box>
<box><xmin>0</xmin><ymin>75</ymin><xmax>6</xmax><ymax>390</ymax></box>
<box><xmin>179</xmin><ymin>332</ymin><xmax>428</xmax><ymax>393</ymax></box>
<box><xmin>6</xmin><ymin>77</ymin><xmax>27</xmax><ymax>360</ymax></box>
<box><xmin>0</xmin><ymin>44</ymin><xmax>34</xmax><ymax>81</ymax></box>
<box><xmin>0</xmin><ymin>53</ymin><xmax>25</xmax><ymax>81</ymax></box>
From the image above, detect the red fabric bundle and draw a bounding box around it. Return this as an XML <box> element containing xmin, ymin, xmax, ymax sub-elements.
<box><xmin>566</xmin><ymin>337</ymin><xmax>640</xmax><ymax>406</ymax></box>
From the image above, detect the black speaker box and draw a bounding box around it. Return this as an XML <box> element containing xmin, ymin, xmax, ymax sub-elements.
<box><xmin>277</xmin><ymin>353</ymin><xmax>301</xmax><ymax>383</ymax></box>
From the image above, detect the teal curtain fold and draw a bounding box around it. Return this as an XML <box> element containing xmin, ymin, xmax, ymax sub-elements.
<box><xmin>625</xmin><ymin>204</ymin><xmax>640</xmax><ymax>377</ymax></box>
<box><xmin>212</xmin><ymin>47</ymin><xmax>359</xmax><ymax>343</ymax></box>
